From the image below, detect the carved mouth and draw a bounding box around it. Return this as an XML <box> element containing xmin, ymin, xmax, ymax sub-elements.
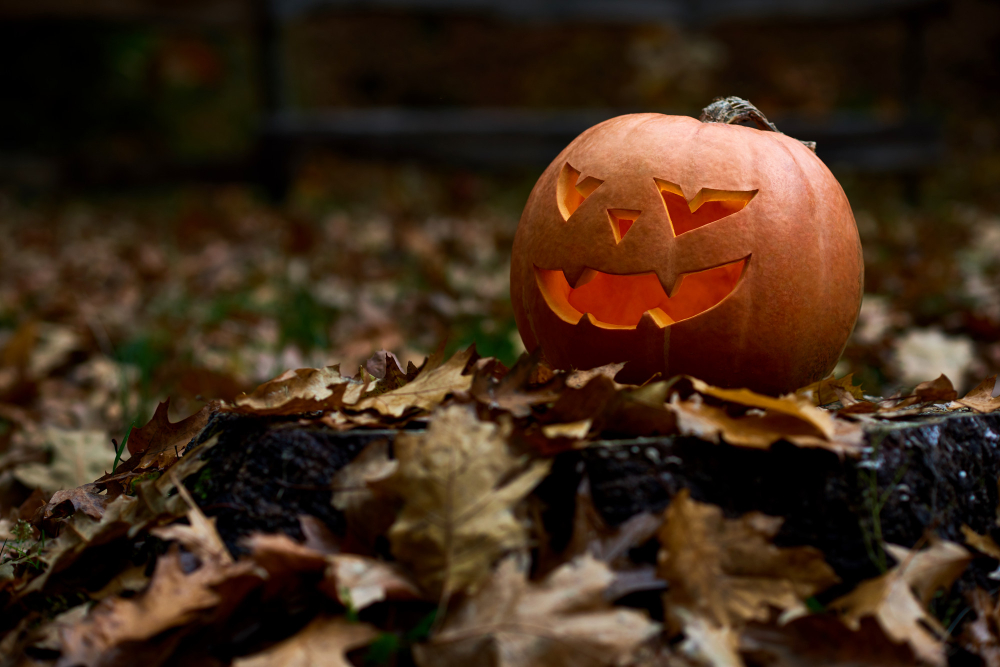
<box><xmin>534</xmin><ymin>257</ymin><xmax>748</xmax><ymax>330</ymax></box>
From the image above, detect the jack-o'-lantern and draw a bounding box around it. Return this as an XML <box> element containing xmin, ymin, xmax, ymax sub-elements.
<box><xmin>510</xmin><ymin>98</ymin><xmax>863</xmax><ymax>395</ymax></box>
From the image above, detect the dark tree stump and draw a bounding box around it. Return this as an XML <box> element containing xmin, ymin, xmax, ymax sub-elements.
<box><xmin>184</xmin><ymin>409</ymin><xmax>1000</xmax><ymax>592</ymax></box>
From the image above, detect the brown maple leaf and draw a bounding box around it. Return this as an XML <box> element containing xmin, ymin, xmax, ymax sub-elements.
<box><xmin>659</xmin><ymin>490</ymin><xmax>838</xmax><ymax>628</ymax></box>
<box><xmin>350</xmin><ymin>346</ymin><xmax>476</xmax><ymax>418</ymax></box>
<box><xmin>232</xmin><ymin>615</ymin><xmax>378</xmax><ymax>667</ymax></box>
<box><xmin>829</xmin><ymin>540</ymin><xmax>971</xmax><ymax>667</ymax></box>
<box><xmin>126</xmin><ymin>400</ymin><xmax>211</xmax><ymax>470</ymax></box>
<box><xmin>414</xmin><ymin>553</ymin><xmax>660</xmax><ymax>667</ymax></box>
<box><xmin>378</xmin><ymin>404</ymin><xmax>551</xmax><ymax>596</ymax></box>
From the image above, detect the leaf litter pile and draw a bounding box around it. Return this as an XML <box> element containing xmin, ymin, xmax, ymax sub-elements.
<box><xmin>3</xmin><ymin>185</ymin><xmax>1000</xmax><ymax>666</ymax></box>
<box><xmin>3</xmin><ymin>335</ymin><xmax>1000</xmax><ymax>666</ymax></box>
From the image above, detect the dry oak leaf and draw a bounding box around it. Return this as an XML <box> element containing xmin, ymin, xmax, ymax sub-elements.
<box><xmin>151</xmin><ymin>480</ymin><xmax>232</xmax><ymax>565</ymax></box>
<box><xmin>796</xmin><ymin>373</ymin><xmax>865</xmax><ymax>407</ymax></box>
<box><xmin>877</xmin><ymin>375</ymin><xmax>958</xmax><ymax>414</ymax></box>
<box><xmin>471</xmin><ymin>349</ymin><xmax>565</xmax><ymax>418</ymax></box>
<box><xmin>379</xmin><ymin>404</ymin><xmax>551</xmax><ymax>596</ymax></box>
<box><xmin>126</xmin><ymin>399</ymin><xmax>211</xmax><ymax>470</ymax></box>
<box><xmin>43</xmin><ymin>485</ymin><xmax>108</xmax><ymax>520</ymax></box>
<box><xmin>322</xmin><ymin>553</ymin><xmax>422</xmax><ymax>610</ymax></box>
<box><xmin>351</xmin><ymin>346</ymin><xmax>476</xmax><ymax>417</ymax></box>
<box><xmin>414</xmin><ymin>553</ymin><xmax>660</xmax><ymax>667</ymax></box>
<box><xmin>58</xmin><ymin>546</ymin><xmax>261</xmax><ymax>667</ymax></box>
<box><xmin>828</xmin><ymin>540</ymin><xmax>971</xmax><ymax>667</ymax></box>
<box><xmin>243</xmin><ymin>531</ymin><xmax>421</xmax><ymax>610</ymax></box>
<box><xmin>658</xmin><ymin>490</ymin><xmax>838</xmax><ymax>631</ymax></box>
<box><xmin>954</xmin><ymin>375</ymin><xmax>1000</xmax><ymax>414</ymax></box>
<box><xmin>233</xmin><ymin>615</ymin><xmax>378</xmax><ymax>667</ymax></box>
<box><xmin>230</xmin><ymin>366</ymin><xmax>360</xmax><ymax>416</ymax></box>
<box><xmin>565</xmin><ymin>362</ymin><xmax>628</xmax><ymax>390</ymax></box>
<box><xmin>666</xmin><ymin>376</ymin><xmax>863</xmax><ymax>455</ymax></box>
<box><xmin>26</xmin><ymin>440</ymin><xmax>217</xmax><ymax>594</ymax></box>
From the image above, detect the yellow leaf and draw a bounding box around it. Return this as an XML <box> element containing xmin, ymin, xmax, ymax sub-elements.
<box><xmin>352</xmin><ymin>347</ymin><xmax>475</xmax><ymax>417</ymax></box>
<box><xmin>381</xmin><ymin>404</ymin><xmax>551</xmax><ymax>596</ymax></box>
<box><xmin>234</xmin><ymin>615</ymin><xmax>378</xmax><ymax>667</ymax></box>
<box><xmin>829</xmin><ymin>540</ymin><xmax>971</xmax><ymax>667</ymax></box>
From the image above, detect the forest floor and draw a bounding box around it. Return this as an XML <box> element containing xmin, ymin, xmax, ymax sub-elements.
<box><xmin>2</xmin><ymin>163</ymin><xmax>1000</xmax><ymax>666</ymax></box>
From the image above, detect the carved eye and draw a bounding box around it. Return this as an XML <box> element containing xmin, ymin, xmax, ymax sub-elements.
<box><xmin>655</xmin><ymin>178</ymin><xmax>756</xmax><ymax>236</ymax></box>
<box><xmin>607</xmin><ymin>209</ymin><xmax>641</xmax><ymax>243</ymax></box>
<box><xmin>557</xmin><ymin>163</ymin><xmax>604</xmax><ymax>221</ymax></box>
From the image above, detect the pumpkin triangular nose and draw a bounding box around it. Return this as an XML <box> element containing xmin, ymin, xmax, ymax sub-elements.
<box><xmin>607</xmin><ymin>209</ymin><xmax>641</xmax><ymax>244</ymax></box>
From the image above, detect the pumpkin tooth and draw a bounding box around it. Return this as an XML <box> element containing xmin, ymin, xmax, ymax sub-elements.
<box><xmin>562</xmin><ymin>266</ymin><xmax>597</xmax><ymax>289</ymax></box>
<box><xmin>642</xmin><ymin>308</ymin><xmax>673</xmax><ymax>328</ymax></box>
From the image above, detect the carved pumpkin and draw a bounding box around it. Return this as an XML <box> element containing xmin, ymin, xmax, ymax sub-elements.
<box><xmin>510</xmin><ymin>98</ymin><xmax>863</xmax><ymax>395</ymax></box>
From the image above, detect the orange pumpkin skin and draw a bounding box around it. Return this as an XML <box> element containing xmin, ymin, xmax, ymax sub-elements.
<box><xmin>510</xmin><ymin>113</ymin><xmax>863</xmax><ymax>395</ymax></box>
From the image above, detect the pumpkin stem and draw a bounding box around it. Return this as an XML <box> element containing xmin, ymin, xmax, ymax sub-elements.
<box><xmin>699</xmin><ymin>96</ymin><xmax>817</xmax><ymax>153</ymax></box>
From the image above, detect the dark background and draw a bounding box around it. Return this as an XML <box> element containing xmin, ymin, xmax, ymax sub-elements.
<box><xmin>0</xmin><ymin>0</ymin><xmax>999</xmax><ymax>430</ymax></box>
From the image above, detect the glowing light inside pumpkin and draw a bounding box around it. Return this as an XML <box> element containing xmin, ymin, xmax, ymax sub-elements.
<box><xmin>655</xmin><ymin>179</ymin><xmax>757</xmax><ymax>236</ymax></box>
<box><xmin>534</xmin><ymin>258</ymin><xmax>747</xmax><ymax>329</ymax></box>
<box><xmin>557</xmin><ymin>163</ymin><xmax>604</xmax><ymax>220</ymax></box>
<box><xmin>607</xmin><ymin>209</ymin><xmax>641</xmax><ymax>243</ymax></box>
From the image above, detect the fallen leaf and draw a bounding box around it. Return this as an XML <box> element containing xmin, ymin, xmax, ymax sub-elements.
<box><xmin>230</xmin><ymin>366</ymin><xmax>358</xmax><ymax>416</ymax></box>
<box><xmin>14</xmin><ymin>428</ymin><xmax>112</xmax><ymax>492</ymax></box>
<box><xmin>379</xmin><ymin>404</ymin><xmax>551</xmax><ymax>596</ymax></box>
<box><xmin>658</xmin><ymin>490</ymin><xmax>838</xmax><ymax>631</ymax></box>
<box><xmin>741</xmin><ymin>614</ymin><xmax>918</xmax><ymax>666</ymax></box>
<box><xmin>244</xmin><ymin>531</ymin><xmax>329</xmax><ymax>576</ymax></box>
<box><xmin>321</xmin><ymin>553</ymin><xmax>422</xmax><ymax>610</ymax></box>
<box><xmin>58</xmin><ymin>545</ymin><xmax>261</xmax><ymax>666</ymax></box>
<box><xmin>669</xmin><ymin>393</ymin><xmax>862</xmax><ymax>455</ymax></box>
<box><xmin>540</xmin><ymin>376</ymin><xmax>676</xmax><ymax>448</ymax></box>
<box><xmin>42</xmin><ymin>485</ymin><xmax>108</xmax><ymax>520</ymax></box>
<box><xmin>351</xmin><ymin>346</ymin><xmax>476</xmax><ymax>417</ymax></box>
<box><xmin>828</xmin><ymin>540</ymin><xmax>971</xmax><ymax>667</ymax></box>
<box><xmin>954</xmin><ymin>375</ymin><xmax>1000</xmax><ymax>414</ymax></box>
<box><xmin>672</xmin><ymin>605</ymin><xmax>742</xmax><ymax>667</ymax></box>
<box><xmin>541</xmin><ymin>477</ymin><xmax>664</xmax><ymax>599</ymax></box>
<box><xmin>233</xmin><ymin>615</ymin><xmax>378</xmax><ymax>667</ymax></box>
<box><xmin>330</xmin><ymin>438</ymin><xmax>399</xmax><ymax>554</ymax></box>
<box><xmin>414</xmin><ymin>553</ymin><xmax>660</xmax><ymax>667</ymax></box>
<box><xmin>541</xmin><ymin>419</ymin><xmax>592</xmax><ymax>440</ymax></box>
<box><xmin>364</xmin><ymin>349</ymin><xmax>405</xmax><ymax>381</ymax></box>
<box><xmin>796</xmin><ymin>374</ymin><xmax>865</xmax><ymax>406</ymax></box>
<box><xmin>25</xmin><ymin>444</ymin><xmax>216</xmax><ymax>594</ymax></box>
<box><xmin>127</xmin><ymin>400</ymin><xmax>211</xmax><ymax>470</ymax></box>
<box><xmin>565</xmin><ymin>362</ymin><xmax>627</xmax><ymax>390</ymax></box>
<box><xmin>880</xmin><ymin>375</ymin><xmax>958</xmax><ymax>413</ymax></box>
<box><xmin>962</xmin><ymin>588</ymin><xmax>1000</xmax><ymax>667</ymax></box>
<box><xmin>471</xmin><ymin>349</ymin><xmax>565</xmax><ymax>418</ymax></box>
<box><xmin>961</xmin><ymin>524</ymin><xmax>1000</xmax><ymax>561</ymax></box>
<box><xmin>151</xmin><ymin>479</ymin><xmax>232</xmax><ymax>565</ymax></box>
